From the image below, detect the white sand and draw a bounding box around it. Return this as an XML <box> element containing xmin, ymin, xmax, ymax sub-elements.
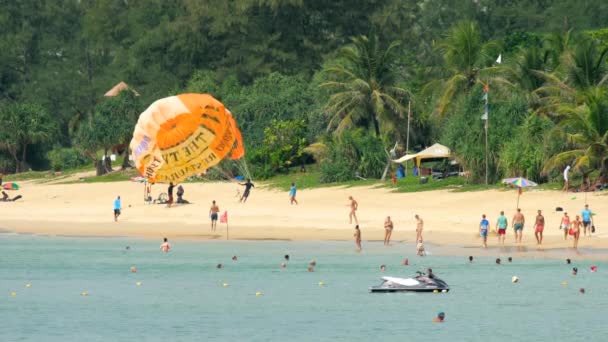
<box><xmin>2</xmin><ymin>180</ymin><xmax>607</xmax><ymax>252</ymax></box>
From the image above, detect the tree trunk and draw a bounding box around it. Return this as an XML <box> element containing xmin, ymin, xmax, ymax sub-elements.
<box><xmin>18</xmin><ymin>142</ymin><xmax>28</xmax><ymax>172</ymax></box>
<box><xmin>121</xmin><ymin>147</ymin><xmax>131</xmax><ymax>170</ymax></box>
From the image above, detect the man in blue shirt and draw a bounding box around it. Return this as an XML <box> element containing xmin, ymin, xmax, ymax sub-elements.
<box><xmin>581</xmin><ymin>204</ymin><xmax>594</xmax><ymax>236</ymax></box>
<box><xmin>114</xmin><ymin>196</ymin><xmax>121</xmax><ymax>222</ymax></box>
<box><xmin>479</xmin><ymin>214</ymin><xmax>489</xmax><ymax>248</ymax></box>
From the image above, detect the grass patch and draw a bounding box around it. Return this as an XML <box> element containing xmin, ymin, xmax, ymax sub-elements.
<box><xmin>3</xmin><ymin>171</ymin><xmax>53</xmax><ymax>182</ymax></box>
<box><xmin>79</xmin><ymin>169</ymin><xmax>139</xmax><ymax>183</ymax></box>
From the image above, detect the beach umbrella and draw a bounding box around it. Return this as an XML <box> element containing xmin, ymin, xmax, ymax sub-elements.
<box><xmin>502</xmin><ymin>177</ymin><xmax>537</xmax><ymax>208</ymax></box>
<box><xmin>2</xmin><ymin>182</ymin><xmax>19</xmax><ymax>190</ymax></box>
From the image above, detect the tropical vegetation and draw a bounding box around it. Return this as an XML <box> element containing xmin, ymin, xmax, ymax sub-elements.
<box><xmin>1</xmin><ymin>0</ymin><xmax>608</xmax><ymax>187</ymax></box>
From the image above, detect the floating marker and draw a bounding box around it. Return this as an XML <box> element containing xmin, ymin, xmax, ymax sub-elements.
<box><xmin>10</xmin><ymin>291</ymin><xmax>16</xmax><ymax>296</ymax></box>
<box><xmin>136</xmin><ymin>282</ymin><xmax>142</xmax><ymax>286</ymax></box>
<box><xmin>81</xmin><ymin>292</ymin><xmax>88</xmax><ymax>296</ymax></box>
<box><xmin>318</xmin><ymin>281</ymin><xmax>325</xmax><ymax>286</ymax></box>
<box><xmin>591</xmin><ymin>265</ymin><xmax>598</xmax><ymax>272</ymax></box>
<box><xmin>25</xmin><ymin>283</ymin><xmax>31</xmax><ymax>288</ymax></box>
<box><xmin>223</xmin><ymin>283</ymin><xmax>230</xmax><ymax>287</ymax></box>
<box><xmin>561</xmin><ymin>282</ymin><xmax>568</xmax><ymax>286</ymax></box>
<box><xmin>512</xmin><ymin>276</ymin><xmax>519</xmax><ymax>283</ymax></box>
<box><xmin>255</xmin><ymin>291</ymin><xmax>263</xmax><ymax>296</ymax></box>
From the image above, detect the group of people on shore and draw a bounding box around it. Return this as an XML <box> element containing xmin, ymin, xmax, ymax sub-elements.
<box><xmin>348</xmin><ymin>195</ymin><xmax>425</xmax><ymax>254</ymax></box>
<box><xmin>478</xmin><ymin>204</ymin><xmax>595</xmax><ymax>249</ymax></box>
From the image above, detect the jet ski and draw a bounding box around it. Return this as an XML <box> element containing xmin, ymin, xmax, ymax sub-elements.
<box><xmin>369</xmin><ymin>271</ymin><xmax>449</xmax><ymax>293</ymax></box>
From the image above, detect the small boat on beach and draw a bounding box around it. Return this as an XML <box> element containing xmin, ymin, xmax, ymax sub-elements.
<box><xmin>369</xmin><ymin>272</ymin><xmax>449</xmax><ymax>293</ymax></box>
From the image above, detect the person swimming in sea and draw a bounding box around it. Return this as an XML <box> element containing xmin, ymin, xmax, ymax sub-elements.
<box><xmin>160</xmin><ymin>237</ymin><xmax>171</xmax><ymax>252</ymax></box>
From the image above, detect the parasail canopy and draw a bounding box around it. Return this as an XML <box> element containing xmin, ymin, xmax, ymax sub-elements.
<box><xmin>130</xmin><ymin>94</ymin><xmax>245</xmax><ymax>183</ymax></box>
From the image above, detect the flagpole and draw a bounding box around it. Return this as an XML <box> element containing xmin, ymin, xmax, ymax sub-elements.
<box><xmin>484</xmin><ymin>88</ymin><xmax>489</xmax><ymax>186</ymax></box>
<box><xmin>226</xmin><ymin>221</ymin><xmax>229</xmax><ymax>240</ymax></box>
<box><xmin>405</xmin><ymin>100</ymin><xmax>411</xmax><ymax>175</ymax></box>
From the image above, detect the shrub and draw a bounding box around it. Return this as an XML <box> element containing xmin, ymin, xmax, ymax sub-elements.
<box><xmin>320</xmin><ymin>130</ymin><xmax>387</xmax><ymax>183</ymax></box>
<box><xmin>47</xmin><ymin>147</ymin><xmax>89</xmax><ymax>171</ymax></box>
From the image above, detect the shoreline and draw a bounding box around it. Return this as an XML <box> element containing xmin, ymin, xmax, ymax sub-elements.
<box><xmin>2</xmin><ymin>180</ymin><xmax>607</xmax><ymax>260</ymax></box>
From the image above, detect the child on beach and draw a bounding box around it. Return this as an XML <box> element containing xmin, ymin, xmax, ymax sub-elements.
<box><xmin>160</xmin><ymin>237</ymin><xmax>171</xmax><ymax>252</ymax></box>
<box><xmin>560</xmin><ymin>212</ymin><xmax>570</xmax><ymax>240</ymax></box>
<box><xmin>416</xmin><ymin>239</ymin><xmax>426</xmax><ymax>256</ymax></box>
<box><xmin>289</xmin><ymin>183</ymin><xmax>298</xmax><ymax>205</ymax></box>
<box><xmin>479</xmin><ymin>214</ymin><xmax>489</xmax><ymax>248</ymax></box>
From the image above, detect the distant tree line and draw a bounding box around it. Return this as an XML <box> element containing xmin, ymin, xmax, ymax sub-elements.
<box><xmin>0</xmin><ymin>0</ymin><xmax>607</xmax><ymax>185</ymax></box>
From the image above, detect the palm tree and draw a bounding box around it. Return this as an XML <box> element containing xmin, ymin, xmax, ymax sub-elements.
<box><xmin>543</xmin><ymin>87</ymin><xmax>608</xmax><ymax>178</ymax></box>
<box><xmin>426</xmin><ymin>21</ymin><xmax>501</xmax><ymax>117</ymax></box>
<box><xmin>321</xmin><ymin>34</ymin><xmax>409</xmax><ymax>140</ymax></box>
<box><xmin>537</xmin><ymin>37</ymin><xmax>608</xmax><ymax>179</ymax></box>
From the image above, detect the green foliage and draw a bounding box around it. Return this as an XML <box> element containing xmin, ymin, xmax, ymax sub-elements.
<box><xmin>0</xmin><ymin>103</ymin><xmax>56</xmax><ymax>172</ymax></box>
<box><xmin>47</xmin><ymin>147</ymin><xmax>90</xmax><ymax>171</ymax></box>
<box><xmin>499</xmin><ymin>114</ymin><xmax>560</xmax><ymax>182</ymax></box>
<box><xmin>441</xmin><ymin>88</ymin><xmax>528</xmax><ymax>183</ymax></box>
<box><xmin>321</xmin><ymin>34</ymin><xmax>408</xmax><ymax>140</ymax></box>
<box><xmin>73</xmin><ymin>90</ymin><xmax>142</xmax><ymax>159</ymax></box>
<box><xmin>2</xmin><ymin>1</ymin><xmax>608</xmax><ymax>183</ymax></box>
<box><xmin>320</xmin><ymin>129</ymin><xmax>386</xmax><ymax>183</ymax></box>
<box><xmin>252</xmin><ymin>119</ymin><xmax>308</xmax><ymax>177</ymax></box>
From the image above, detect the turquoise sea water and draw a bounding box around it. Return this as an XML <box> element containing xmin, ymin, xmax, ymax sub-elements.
<box><xmin>1</xmin><ymin>235</ymin><xmax>607</xmax><ymax>342</ymax></box>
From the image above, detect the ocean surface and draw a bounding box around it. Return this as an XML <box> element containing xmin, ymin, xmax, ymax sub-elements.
<box><xmin>1</xmin><ymin>235</ymin><xmax>607</xmax><ymax>342</ymax></box>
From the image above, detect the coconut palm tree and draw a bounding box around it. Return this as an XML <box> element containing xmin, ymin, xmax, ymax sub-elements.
<box><xmin>321</xmin><ymin>34</ymin><xmax>409</xmax><ymax>140</ymax></box>
<box><xmin>426</xmin><ymin>21</ymin><xmax>501</xmax><ymax>117</ymax></box>
<box><xmin>543</xmin><ymin>87</ymin><xmax>608</xmax><ymax>178</ymax></box>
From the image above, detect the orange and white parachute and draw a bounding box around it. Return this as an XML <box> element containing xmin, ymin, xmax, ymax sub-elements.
<box><xmin>130</xmin><ymin>94</ymin><xmax>245</xmax><ymax>183</ymax></box>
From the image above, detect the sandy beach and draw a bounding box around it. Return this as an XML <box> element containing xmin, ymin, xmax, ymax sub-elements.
<box><xmin>1</xmin><ymin>180</ymin><xmax>606</xmax><ymax>251</ymax></box>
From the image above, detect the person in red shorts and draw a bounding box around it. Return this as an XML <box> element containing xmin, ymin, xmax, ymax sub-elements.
<box><xmin>496</xmin><ymin>211</ymin><xmax>508</xmax><ymax>246</ymax></box>
<box><xmin>534</xmin><ymin>209</ymin><xmax>545</xmax><ymax>245</ymax></box>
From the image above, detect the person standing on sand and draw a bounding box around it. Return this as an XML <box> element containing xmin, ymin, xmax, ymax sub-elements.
<box><xmin>289</xmin><ymin>183</ymin><xmax>298</xmax><ymax>205</ymax></box>
<box><xmin>113</xmin><ymin>196</ymin><xmax>121</xmax><ymax>222</ymax></box>
<box><xmin>479</xmin><ymin>214</ymin><xmax>489</xmax><ymax>248</ymax></box>
<box><xmin>384</xmin><ymin>216</ymin><xmax>394</xmax><ymax>246</ymax></box>
<box><xmin>160</xmin><ymin>238</ymin><xmax>171</xmax><ymax>252</ymax></box>
<box><xmin>560</xmin><ymin>212</ymin><xmax>570</xmax><ymax>240</ymax></box>
<box><xmin>167</xmin><ymin>182</ymin><xmax>175</xmax><ymax>208</ymax></box>
<box><xmin>415</xmin><ymin>215</ymin><xmax>424</xmax><ymax>241</ymax></box>
<box><xmin>534</xmin><ymin>210</ymin><xmax>545</xmax><ymax>245</ymax></box>
<box><xmin>496</xmin><ymin>211</ymin><xmax>508</xmax><ymax>246</ymax></box>
<box><xmin>512</xmin><ymin>209</ymin><xmax>525</xmax><ymax>243</ymax></box>
<box><xmin>571</xmin><ymin>215</ymin><xmax>581</xmax><ymax>249</ymax></box>
<box><xmin>581</xmin><ymin>204</ymin><xmax>594</xmax><ymax>236</ymax></box>
<box><xmin>209</xmin><ymin>200</ymin><xmax>220</xmax><ymax>231</ymax></box>
<box><xmin>354</xmin><ymin>225</ymin><xmax>361</xmax><ymax>251</ymax></box>
<box><xmin>348</xmin><ymin>196</ymin><xmax>358</xmax><ymax>224</ymax></box>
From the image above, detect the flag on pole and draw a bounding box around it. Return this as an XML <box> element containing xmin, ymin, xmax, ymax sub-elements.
<box><xmin>496</xmin><ymin>54</ymin><xmax>502</xmax><ymax>64</ymax></box>
<box><xmin>220</xmin><ymin>211</ymin><xmax>228</xmax><ymax>223</ymax></box>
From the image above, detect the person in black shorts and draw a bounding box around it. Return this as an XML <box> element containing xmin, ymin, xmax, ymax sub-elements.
<box><xmin>167</xmin><ymin>182</ymin><xmax>175</xmax><ymax>207</ymax></box>
<box><xmin>239</xmin><ymin>179</ymin><xmax>254</xmax><ymax>203</ymax></box>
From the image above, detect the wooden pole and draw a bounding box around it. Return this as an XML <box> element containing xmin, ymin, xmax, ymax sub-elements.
<box><xmin>405</xmin><ymin>100</ymin><xmax>411</xmax><ymax>175</ymax></box>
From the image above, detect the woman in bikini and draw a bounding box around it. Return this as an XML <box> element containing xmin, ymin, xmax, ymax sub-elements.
<box><xmin>571</xmin><ymin>215</ymin><xmax>581</xmax><ymax>249</ymax></box>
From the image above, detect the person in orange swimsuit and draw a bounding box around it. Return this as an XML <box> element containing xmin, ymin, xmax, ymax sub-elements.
<box><xmin>160</xmin><ymin>237</ymin><xmax>171</xmax><ymax>252</ymax></box>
